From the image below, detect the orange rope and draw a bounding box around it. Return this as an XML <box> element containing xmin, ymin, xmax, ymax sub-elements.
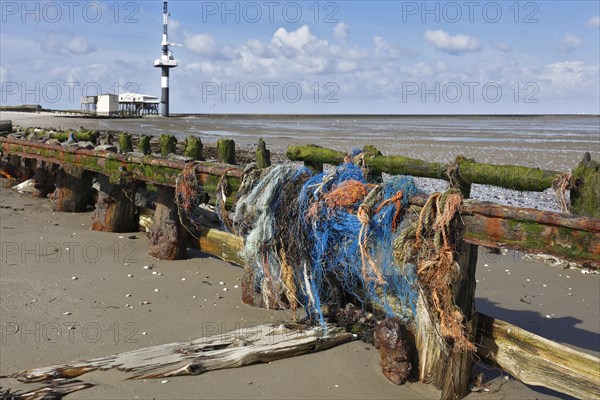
<box><xmin>374</xmin><ymin>191</ymin><xmax>404</xmax><ymax>232</ymax></box>
<box><xmin>357</xmin><ymin>203</ymin><xmax>385</xmax><ymax>285</ymax></box>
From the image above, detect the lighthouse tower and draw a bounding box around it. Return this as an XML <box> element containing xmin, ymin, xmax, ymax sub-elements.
<box><xmin>154</xmin><ymin>1</ymin><xmax>178</xmax><ymax>117</ymax></box>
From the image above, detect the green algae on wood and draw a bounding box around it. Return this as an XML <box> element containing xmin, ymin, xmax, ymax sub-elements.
<box><xmin>118</xmin><ymin>132</ymin><xmax>133</xmax><ymax>154</ymax></box>
<box><xmin>184</xmin><ymin>136</ymin><xmax>203</xmax><ymax>160</ymax></box>
<box><xmin>570</xmin><ymin>152</ymin><xmax>600</xmax><ymax>218</ymax></box>
<box><xmin>217</xmin><ymin>138</ymin><xmax>236</xmax><ymax>164</ymax></box>
<box><xmin>159</xmin><ymin>135</ymin><xmax>177</xmax><ymax>156</ymax></box>
<box><xmin>256</xmin><ymin>138</ymin><xmax>271</xmax><ymax>168</ymax></box>
<box><xmin>138</xmin><ymin>135</ymin><xmax>151</xmax><ymax>155</ymax></box>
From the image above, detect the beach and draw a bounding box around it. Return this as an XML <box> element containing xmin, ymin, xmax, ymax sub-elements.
<box><xmin>0</xmin><ymin>112</ymin><xmax>599</xmax><ymax>399</ymax></box>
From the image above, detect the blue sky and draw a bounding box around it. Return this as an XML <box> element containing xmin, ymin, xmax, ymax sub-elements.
<box><xmin>1</xmin><ymin>0</ymin><xmax>599</xmax><ymax>114</ymax></box>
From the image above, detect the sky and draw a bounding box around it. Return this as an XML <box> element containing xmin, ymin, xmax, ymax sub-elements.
<box><xmin>1</xmin><ymin>0</ymin><xmax>599</xmax><ymax>114</ymax></box>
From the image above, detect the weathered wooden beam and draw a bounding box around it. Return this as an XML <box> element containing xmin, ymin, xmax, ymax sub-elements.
<box><xmin>476</xmin><ymin>313</ymin><xmax>600</xmax><ymax>400</ymax></box>
<box><xmin>409</xmin><ymin>194</ymin><xmax>600</xmax><ymax>269</ymax></box>
<box><xmin>287</xmin><ymin>145</ymin><xmax>563</xmax><ymax>192</ymax></box>
<box><xmin>0</xmin><ymin>137</ymin><xmax>242</xmax><ymax>187</ymax></box>
<box><xmin>198</xmin><ymin>228</ymin><xmax>245</xmax><ymax>265</ymax></box>
<box><xmin>6</xmin><ymin>323</ymin><xmax>351</xmax><ymax>395</ymax></box>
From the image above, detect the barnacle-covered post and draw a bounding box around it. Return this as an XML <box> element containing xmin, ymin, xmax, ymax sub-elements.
<box><xmin>91</xmin><ymin>147</ymin><xmax>138</xmax><ymax>232</ymax></box>
<box><xmin>148</xmin><ymin>138</ymin><xmax>188</xmax><ymax>259</ymax></box>
<box><xmin>50</xmin><ymin>165</ymin><xmax>94</xmax><ymax>212</ymax></box>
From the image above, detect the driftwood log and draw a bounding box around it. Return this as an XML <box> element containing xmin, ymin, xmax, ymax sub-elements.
<box><xmin>3</xmin><ymin>323</ymin><xmax>352</xmax><ymax>397</ymax></box>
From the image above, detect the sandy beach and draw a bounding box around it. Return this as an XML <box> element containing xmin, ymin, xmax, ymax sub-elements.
<box><xmin>0</xmin><ymin>178</ymin><xmax>598</xmax><ymax>399</ymax></box>
<box><xmin>0</xmin><ymin>112</ymin><xmax>599</xmax><ymax>399</ymax></box>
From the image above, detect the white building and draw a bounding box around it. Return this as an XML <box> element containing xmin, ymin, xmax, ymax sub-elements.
<box><xmin>97</xmin><ymin>94</ymin><xmax>119</xmax><ymax>116</ymax></box>
<box><xmin>80</xmin><ymin>93</ymin><xmax>159</xmax><ymax>116</ymax></box>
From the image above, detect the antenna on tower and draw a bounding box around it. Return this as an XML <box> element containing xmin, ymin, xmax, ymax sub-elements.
<box><xmin>154</xmin><ymin>0</ymin><xmax>179</xmax><ymax>117</ymax></box>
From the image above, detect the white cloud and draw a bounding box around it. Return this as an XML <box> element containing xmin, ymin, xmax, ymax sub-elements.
<box><xmin>424</xmin><ymin>30</ymin><xmax>480</xmax><ymax>55</ymax></box>
<box><xmin>373</xmin><ymin>36</ymin><xmax>398</xmax><ymax>60</ymax></box>
<box><xmin>334</xmin><ymin>22</ymin><xmax>349</xmax><ymax>40</ymax></box>
<box><xmin>66</xmin><ymin>36</ymin><xmax>97</xmax><ymax>55</ymax></box>
<box><xmin>537</xmin><ymin>61</ymin><xmax>599</xmax><ymax>92</ymax></box>
<box><xmin>557</xmin><ymin>34</ymin><xmax>582</xmax><ymax>53</ymax></box>
<box><xmin>589</xmin><ymin>16</ymin><xmax>600</xmax><ymax>28</ymax></box>
<box><xmin>184</xmin><ymin>33</ymin><xmax>216</xmax><ymax>55</ymax></box>
<box><xmin>271</xmin><ymin>25</ymin><xmax>324</xmax><ymax>50</ymax></box>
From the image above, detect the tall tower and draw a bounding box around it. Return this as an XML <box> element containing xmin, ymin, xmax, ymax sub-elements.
<box><xmin>154</xmin><ymin>1</ymin><xmax>178</xmax><ymax>117</ymax></box>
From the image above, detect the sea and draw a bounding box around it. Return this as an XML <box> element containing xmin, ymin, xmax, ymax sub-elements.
<box><xmin>94</xmin><ymin>114</ymin><xmax>600</xmax><ymax>171</ymax></box>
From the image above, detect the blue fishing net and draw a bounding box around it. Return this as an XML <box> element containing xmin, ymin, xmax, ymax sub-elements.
<box><xmin>233</xmin><ymin>161</ymin><xmax>421</xmax><ymax>328</ymax></box>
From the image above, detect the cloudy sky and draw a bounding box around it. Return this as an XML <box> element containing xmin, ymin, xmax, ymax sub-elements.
<box><xmin>1</xmin><ymin>0</ymin><xmax>599</xmax><ymax>114</ymax></box>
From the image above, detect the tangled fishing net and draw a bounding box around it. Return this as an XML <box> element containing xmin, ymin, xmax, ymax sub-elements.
<box><xmin>224</xmin><ymin>158</ymin><xmax>474</xmax><ymax>350</ymax></box>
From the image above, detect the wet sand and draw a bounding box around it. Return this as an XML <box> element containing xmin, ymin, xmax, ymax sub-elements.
<box><xmin>0</xmin><ymin>183</ymin><xmax>598</xmax><ymax>399</ymax></box>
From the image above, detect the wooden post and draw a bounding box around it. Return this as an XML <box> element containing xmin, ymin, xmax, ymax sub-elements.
<box><xmin>570</xmin><ymin>152</ymin><xmax>599</xmax><ymax>218</ymax></box>
<box><xmin>91</xmin><ymin>174</ymin><xmax>137</xmax><ymax>232</ymax></box>
<box><xmin>216</xmin><ymin>138</ymin><xmax>236</xmax><ymax>164</ymax></box>
<box><xmin>159</xmin><ymin>135</ymin><xmax>177</xmax><ymax>156</ymax></box>
<box><xmin>118</xmin><ymin>132</ymin><xmax>133</xmax><ymax>154</ymax></box>
<box><xmin>19</xmin><ymin>157</ymin><xmax>36</xmax><ymax>181</ymax></box>
<box><xmin>147</xmin><ymin>185</ymin><xmax>188</xmax><ymax>260</ymax></box>
<box><xmin>50</xmin><ymin>165</ymin><xmax>93</xmax><ymax>212</ymax></box>
<box><xmin>256</xmin><ymin>138</ymin><xmax>271</xmax><ymax>168</ymax></box>
<box><xmin>184</xmin><ymin>136</ymin><xmax>203</xmax><ymax>160</ymax></box>
<box><xmin>32</xmin><ymin>161</ymin><xmax>58</xmax><ymax>198</ymax></box>
<box><xmin>138</xmin><ymin>135</ymin><xmax>151</xmax><ymax>155</ymax></box>
<box><xmin>442</xmin><ymin>164</ymin><xmax>477</xmax><ymax>399</ymax></box>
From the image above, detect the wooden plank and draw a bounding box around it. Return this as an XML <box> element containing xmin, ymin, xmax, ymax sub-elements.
<box><xmin>476</xmin><ymin>313</ymin><xmax>600</xmax><ymax>400</ymax></box>
<box><xmin>198</xmin><ymin>227</ymin><xmax>245</xmax><ymax>265</ymax></box>
<box><xmin>0</xmin><ymin>137</ymin><xmax>242</xmax><ymax>187</ymax></box>
<box><xmin>6</xmin><ymin>323</ymin><xmax>352</xmax><ymax>387</ymax></box>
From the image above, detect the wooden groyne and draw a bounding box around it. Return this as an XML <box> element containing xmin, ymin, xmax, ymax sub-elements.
<box><xmin>1</xmin><ymin>124</ymin><xmax>599</xmax><ymax>400</ymax></box>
